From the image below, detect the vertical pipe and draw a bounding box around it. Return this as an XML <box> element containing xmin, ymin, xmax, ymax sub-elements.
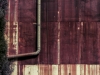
<box><xmin>37</xmin><ymin>0</ymin><xmax>41</xmax><ymax>54</ymax></box>
<box><xmin>8</xmin><ymin>0</ymin><xmax>41</xmax><ymax>59</ymax></box>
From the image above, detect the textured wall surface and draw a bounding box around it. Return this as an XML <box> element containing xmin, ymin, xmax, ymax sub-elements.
<box><xmin>10</xmin><ymin>64</ymin><xmax>100</xmax><ymax>75</ymax></box>
<box><xmin>6</xmin><ymin>0</ymin><xmax>100</xmax><ymax>64</ymax></box>
<box><xmin>5</xmin><ymin>0</ymin><xmax>100</xmax><ymax>74</ymax></box>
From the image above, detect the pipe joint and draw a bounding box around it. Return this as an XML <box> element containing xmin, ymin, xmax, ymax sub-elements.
<box><xmin>8</xmin><ymin>0</ymin><xmax>41</xmax><ymax>59</ymax></box>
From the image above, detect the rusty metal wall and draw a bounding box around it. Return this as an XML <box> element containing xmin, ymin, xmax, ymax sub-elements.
<box><xmin>11</xmin><ymin>64</ymin><xmax>100</xmax><ymax>75</ymax></box>
<box><xmin>18</xmin><ymin>0</ymin><xmax>37</xmax><ymax>64</ymax></box>
<box><xmin>5</xmin><ymin>0</ymin><xmax>100</xmax><ymax>75</ymax></box>
<box><xmin>6</xmin><ymin>0</ymin><xmax>100</xmax><ymax>64</ymax></box>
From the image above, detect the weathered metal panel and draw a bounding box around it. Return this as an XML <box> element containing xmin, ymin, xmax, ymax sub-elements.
<box><xmin>18</xmin><ymin>0</ymin><xmax>37</xmax><ymax>64</ymax></box>
<box><xmin>11</xmin><ymin>65</ymin><xmax>100</xmax><ymax>75</ymax></box>
<box><xmin>24</xmin><ymin>65</ymin><xmax>38</xmax><ymax>75</ymax></box>
<box><xmin>60</xmin><ymin>0</ymin><xmax>79</xmax><ymax>21</ymax></box>
<box><xmin>39</xmin><ymin>65</ymin><xmax>49</xmax><ymax>75</ymax></box>
<box><xmin>5</xmin><ymin>0</ymin><xmax>100</xmax><ymax>75</ymax></box>
<box><xmin>81</xmin><ymin>22</ymin><xmax>98</xmax><ymax>64</ymax></box>
<box><xmin>60</xmin><ymin>22</ymin><xmax>79</xmax><ymax>64</ymax></box>
<box><xmin>60</xmin><ymin>22</ymin><xmax>99</xmax><ymax>64</ymax></box>
<box><xmin>11</xmin><ymin>62</ymin><xmax>18</xmax><ymax>75</ymax></box>
<box><xmin>18</xmin><ymin>0</ymin><xmax>36</xmax><ymax>22</ymax></box>
<box><xmin>97</xmin><ymin>22</ymin><xmax>100</xmax><ymax>63</ymax></box>
<box><xmin>5</xmin><ymin>0</ymin><xmax>100</xmax><ymax>67</ymax></box>
<box><xmin>60</xmin><ymin>0</ymin><xmax>100</xmax><ymax>21</ymax></box>
<box><xmin>41</xmin><ymin>1</ymin><xmax>58</xmax><ymax>22</ymax></box>
<box><xmin>47</xmin><ymin>22</ymin><xmax>59</xmax><ymax>64</ymax></box>
<box><xmin>18</xmin><ymin>22</ymin><xmax>37</xmax><ymax>64</ymax></box>
<box><xmin>39</xmin><ymin>22</ymin><xmax>59</xmax><ymax>64</ymax></box>
<box><xmin>39</xmin><ymin>22</ymin><xmax>48</xmax><ymax>64</ymax></box>
<box><xmin>9</xmin><ymin>0</ymin><xmax>16</xmax><ymax>55</ymax></box>
<box><xmin>83</xmin><ymin>0</ymin><xmax>99</xmax><ymax>21</ymax></box>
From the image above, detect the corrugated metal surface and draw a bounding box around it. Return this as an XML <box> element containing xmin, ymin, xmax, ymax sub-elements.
<box><xmin>18</xmin><ymin>0</ymin><xmax>37</xmax><ymax>64</ymax></box>
<box><xmin>11</xmin><ymin>65</ymin><xmax>100</xmax><ymax>75</ymax></box>
<box><xmin>4</xmin><ymin>0</ymin><xmax>100</xmax><ymax>74</ymax></box>
<box><xmin>5</xmin><ymin>0</ymin><xmax>100</xmax><ymax>64</ymax></box>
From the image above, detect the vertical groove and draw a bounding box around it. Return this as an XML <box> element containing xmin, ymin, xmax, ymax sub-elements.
<box><xmin>58</xmin><ymin>0</ymin><xmax>61</xmax><ymax>65</ymax></box>
<box><xmin>97</xmin><ymin>23</ymin><xmax>100</xmax><ymax>63</ymax></box>
<box><xmin>46</xmin><ymin>1</ymin><xmax>48</xmax><ymax>64</ymax></box>
<box><xmin>7</xmin><ymin>0</ymin><xmax>11</xmax><ymax>56</ymax></box>
<box><xmin>14</xmin><ymin>0</ymin><xmax>18</xmax><ymax>74</ymax></box>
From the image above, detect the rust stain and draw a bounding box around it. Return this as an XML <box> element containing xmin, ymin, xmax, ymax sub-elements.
<box><xmin>5</xmin><ymin>0</ymin><xmax>100</xmax><ymax>74</ymax></box>
<box><xmin>6</xmin><ymin>0</ymin><xmax>100</xmax><ymax>64</ymax></box>
<box><xmin>10</xmin><ymin>65</ymin><xmax>100</xmax><ymax>75</ymax></box>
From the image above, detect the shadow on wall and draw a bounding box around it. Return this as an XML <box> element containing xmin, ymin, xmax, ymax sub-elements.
<box><xmin>0</xmin><ymin>0</ymin><xmax>13</xmax><ymax>75</ymax></box>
